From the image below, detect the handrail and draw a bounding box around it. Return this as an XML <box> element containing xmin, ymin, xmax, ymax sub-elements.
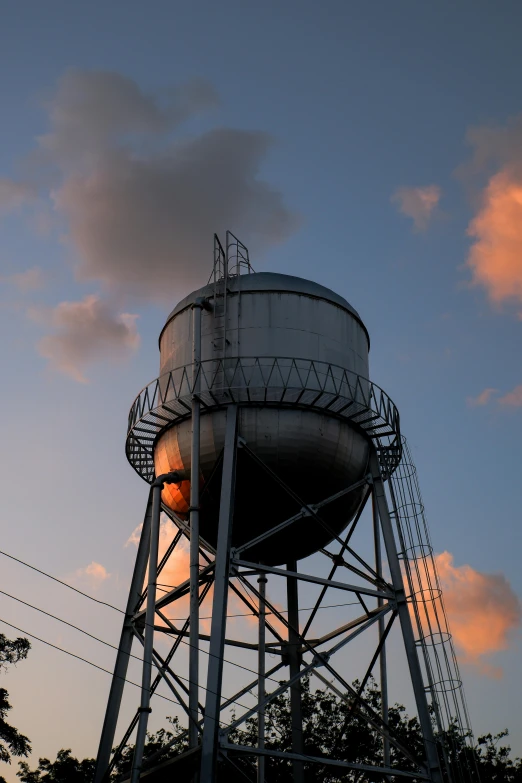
<box><xmin>126</xmin><ymin>357</ymin><xmax>402</xmax><ymax>483</ymax></box>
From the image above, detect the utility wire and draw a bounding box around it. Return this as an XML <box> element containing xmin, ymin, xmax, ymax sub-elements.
<box><xmin>0</xmin><ymin>548</ymin><xmax>125</xmax><ymax>613</ymax></box>
<box><xmin>0</xmin><ymin>556</ymin><xmax>372</xmax><ymax>757</ymax></box>
<box><xmin>0</xmin><ymin>616</ymin><xmax>174</xmax><ymax>706</ymax></box>
<box><xmin>0</xmin><ymin>615</ymin><xmax>261</xmax><ymax>732</ymax></box>
<box><xmin>0</xmin><ymin>548</ymin><xmax>359</xmax><ymax>620</ymax></box>
<box><xmin>0</xmin><ymin>548</ymin><xmax>365</xmax><ymax>690</ymax></box>
<box><xmin>0</xmin><ymin>588</ymin><xmax>134</xmax><ymax>657</ymax></box>
<box><xmin>0</xmin><ymin>586</ymin><xmax>283</xmax><ymax>688</ymax></box>
<box><xmin>0</xmin><ymin>553</ymin><xmax>286</xmax><ymax>688</ymax></box>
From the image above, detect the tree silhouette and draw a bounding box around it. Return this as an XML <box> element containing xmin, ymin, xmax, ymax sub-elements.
<box><xmin>16</xmin><ymin>677</ymin><xmax>522</xmax><ymax>782</ymax></box>
<box><xmin>0</xmin><ymin>634</ymin><xmax>31</xmax><ymax>783</ymax></box>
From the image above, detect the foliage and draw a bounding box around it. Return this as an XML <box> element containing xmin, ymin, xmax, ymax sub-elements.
<box><xmin>225</xmin><ymin>676</ymin><xmax>425</xmax><ymax>781</ymax></box>
<box><xmin>14</xmin><ymin>676</ymin><xmax>522</xmax><ymax>783</ymax></box>
<box><xmin>110</xmin><ymin>719</ymin><xmax>186</xmax><ymax>780</ymax></box>
<box><xmin>17</xmin><ymin>750</ymin><xmax>95</xmax><ymax>783</ymax></box>
<box><xmin>473</xmin><ymin>731</ymin><xmax>522</xmax><ymax>783</ymax></box>
<box><xmin>0</xmin><ymin>634</ymin><xmax>31</xmax><ymax>783</ymax></box>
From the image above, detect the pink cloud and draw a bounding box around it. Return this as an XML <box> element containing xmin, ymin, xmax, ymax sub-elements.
<box><xmin>1</xmin><ymin>267</ymin><xmax>46</xmax><ymax>292</ymax></box>
<box><xmin>391</xmin><ymin>184</ymin><xmax>441</xmax><ymax>231</ymax></box>
<box><xmin>498</xmin><ymin>384</ymin><xmax>522</xmax><ymax>407</ymax></box>
<box><xmin>35</xmin><ymin>294</ymin><xmax>140</xmax><ymax>382</ymax></box>
<box><xmin>413</xmin><ymin>552</ymin><xmax>521</xmax><ymax>678</ymax></box>
<box><xmin>37</xmin><ymin>70</ymin><xmax>298</xmax><ymax>302</ymax></box>
<box><xmin>0</xmin><ymin>178</ymin><xmax>34</xmax><ymax>214</ymax></box>
<box><xmin>467</xmin><ymin>169</ymin><xmax>522</xmax><ymax>305</ymax></box>
<box><xmin>466</xmin><ymin>387</ymin><xmax>498</xmax><ymax>407</ymax></box>
<box><xmin>73</xmin><ymin>561</ymin><xmax>111</xmax><ymax>589</ymax></box>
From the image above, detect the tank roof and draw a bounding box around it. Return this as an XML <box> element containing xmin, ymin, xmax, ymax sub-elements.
<box><xmin>161</xmin><ymin>272</ymin><xmax>369</xmax><ymax>347</ymax></box>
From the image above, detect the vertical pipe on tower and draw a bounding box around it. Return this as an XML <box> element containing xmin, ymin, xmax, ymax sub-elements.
<box><xmin>189</xmin><ymin>300</ymin><xmax>203</xmax><ymax>749</ymax></box>
<box><xmin>130</xmin><ymin>480</ymin><xmax>163</xmax><ymax>783</ymax></box>
<box><xmin>287</xmin><ymin>560</ymin><xmax>305</xmax><ymax>783</ymax></box>
<box><xmin>373</xmin><ymin>492</ymin><xmax>390</xmax><ymax>768</ymax></box>
<box><xmin>200</xmin><ymin>404</ymin><xmax>238</xmax><ymax>782</ymax></box>
<box><xmin>257</xmin><ymin>574</ymin><xmax>267</xmax><ymax>783</ymax></box>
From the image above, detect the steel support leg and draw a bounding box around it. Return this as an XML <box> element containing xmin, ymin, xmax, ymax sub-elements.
<box><xmin>370</xmin><ymin>450</ymin><xmax>442</xmax><ymax>783</ymax></box>
<box><xmin>94</xmin><ymin>490</ymin><xmax>154</xmax><ymax>783</ymax></box>
<box><xmin>130</xmin><ymin>481</ymin><xmax>163</xmax><ymax>783</ymax></box>
<box><xmin>189</xmin><ymin>301</ymin><xmax>203</xmax><ymax>749</ymax></box>
<box><xmin>200</xmin><ymin>404</ymin><xmax>239</xmax><ymax>782</ymax></box>
<box><xmin>287</xmin><ymin>560</ymin><xmax>304</xmax><ymax>783</ymax></box>
<box><xmin>257</xmin><ymin>574</ymin><xmax>267</xmax><ymax>783</ymax></box>
<box><xmin>373</xmin><ymin>492</ymin><xmax>390</xmax><ymax>768</ymax></box>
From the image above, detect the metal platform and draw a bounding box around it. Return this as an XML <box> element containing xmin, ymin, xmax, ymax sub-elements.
<box><xmin>126</xmin><ymin>356</ymin><xmax>402</xmax><ymax>483</ymax></box>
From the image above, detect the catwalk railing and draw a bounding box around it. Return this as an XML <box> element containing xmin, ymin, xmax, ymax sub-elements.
<box><xmin>126</xmin><ymin>356</ymin><xmax>402</xmax><ymax>482</ymax></box>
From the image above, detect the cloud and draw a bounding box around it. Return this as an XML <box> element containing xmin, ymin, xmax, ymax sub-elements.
<box><xmin>126</xmin><ymin>523</ymin><xmax>143</xmax><ymax>548</ymax></box>
<box><xmin>35</xmin><ymin>294</ymin><xmax>140</xmax><ymax>382</ymax></box>
<box><xmin>1</xmin><ymin>267</ymin><xmax>45</xmax><ymax>292</ymax></box>
<box><xmin>35</xmin><ymin>69</ymin><xmax>298</xmax><ymax>302</ymax></box>
<box><xmin>460</xmin><ymin>115</ymin><xmax>522</xmax><ymax>179</ymax></box>
<box><xmin>2</xmin><ymin>70</ymin><xmax>297</xmax><ymax>379</ymax></box>
<box><xmin>0</xmin><ymin>178</ymin><xmax>34</xmax><ymax>214</ymax></box>
<box><xmin>498</xmin><ymin>384</ymin><xmax>522</xmax><ymax>407</ymax></box>
<box><xmin>126</xmin><ymin>516</ymin><xmax>190</xmax><ymax>598</ymax></box>
<box><xmin>466</xmin><ymin>387</ymin><xmax>498</xmax><ymax>407</ymax></box>
<box><xmin>126</xmin><ymin>516</ymin><xmax>286</xmax><ymax>638</ymax></box>
<box><xmin>391</xmin><ymin>185</ymin><xmax>441</xmax><ymax>231</ymax></box>
<box><xmin>466</xmin><ymin>169</ymin><xmax>522</xmax><ymax>304</ymax></box>
<box><xmin>73</xmin><ymin>561</ymin><xmax>111</xmax><ymax>587</ymax></box>
<box><xmin>465</xmin><ymin>384</ymin><xmax>522</xmax><ymax>409</ymax></box>
<box><xmin>38</xmin><ymin>69</ymin><xmax>219</xmax><ymax>167</ymax></box>
<box><xmin>461</xmin><ymin>115</ymin><xmax>522</xmax><ymax>306</ymax></box>
<box><xmin>433</xmin><ymin>552</ymin><xmax>520</xmax><ymax>677</ymax></box>
<box><xmin>156</xmin><ymin>517</ymin><xmax>190</xmax><ymax>591</ymax></box>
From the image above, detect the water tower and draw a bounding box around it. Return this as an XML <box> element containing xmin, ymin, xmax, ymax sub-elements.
<box><xmin>94</xmin><ymin>233</ymin><xmax>474</xmax><ymax>783</ymax></box>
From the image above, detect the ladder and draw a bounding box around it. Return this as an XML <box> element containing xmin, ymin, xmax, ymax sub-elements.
<box><xmin>208</xmin><ymin>232</ymin><xmax>254</xmax><ymax>360</ymax></box>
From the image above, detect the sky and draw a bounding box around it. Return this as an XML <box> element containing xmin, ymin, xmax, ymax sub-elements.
<box><xmin>1</xmin><ymin>0</ymin><xmax>522</xmax><ymax>777</ymax></box>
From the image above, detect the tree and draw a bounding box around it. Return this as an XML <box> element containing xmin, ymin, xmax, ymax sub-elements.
<box><xmin>16</xmin><ymin>677</ymin><xmax>522</xmax><ymax>782</ymax></box>
<box><xmin>0</xmin><ymin>634</ymin><xmax>31</xmax><ymax>783</ymax></box>
<box><xmin>473</xmin><ymin>732</ymin><xmax>522</xmax><ymax>783</ymax></box>
<box><xmin>17</xmin><ymin>750</ymin><xmax>94</xmax><ymax>783</ymax></box>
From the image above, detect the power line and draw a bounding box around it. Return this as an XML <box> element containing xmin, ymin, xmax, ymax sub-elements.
<box><xmin>0</xmin><ymin>554</ymin><xmax>367</xmax><ymax>759</ymax></box>
<box><xmin>0</xmin><ymin>547</ymin><xmax>359</xmax><ymax>620</ymax></box>
<box><xmin>0</xmin><ymin>588</ymin><xmax>134</xmax><ymax>657</ymax></box>
<box><xmin>0</xmin><ymin>616</ymin><xmax>174</xmax><ymax>706</ymax></box>
<box><xmin>1</xmin><ymin>581</ymin><xmax>371</xmax><ymax>714</ymax></box>
<box><xmin>0</xmin><ymin>548</ymin><xmax>125</xmax><ymax>614</ymax></box>
<box><xmin>0</xmin><ymin>615</ymin><xmax>259</xmax><ymax>732</ymax></box>
<box><xmin>0</xmin><ymin>557</ymin><xmax>282</xmax><ymax>685</ymax></box>
<box><xmin>0</xmin><ymin>547</ymin><xmax>365</xmax><ymax>691</ymax></box>
<box><xmin>0</xmin><ymin>587</ymin><xmax>283</xmax><ymax>688</ymax></box>
<box><xmin>0</xmin><ymin>556</ymin><xmax>284</xmax><ymax>695</ymax></box>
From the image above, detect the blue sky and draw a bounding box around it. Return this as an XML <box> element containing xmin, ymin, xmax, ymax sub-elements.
<box><xmin>1</xmin><ymin>1</ymin><xmax>522</xmax><ymax>776</ymax></box>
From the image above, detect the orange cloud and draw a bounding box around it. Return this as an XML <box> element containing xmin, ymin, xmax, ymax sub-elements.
<box><xmin>466</xmin><ymin>387</ymin><xmax>498</xmax><ymax>407</ymax></box>
<box><xmin>391</xmin><ymin>184</ymin><xmax>441</xmax><ymax>231</ymax></box>
<box><xmin>73</xmin><ymin>560</ymin><xmax>111</xmax><ymax>588</ymax></box>
<box><xmin>467</xmin><ymin>168</ymin><xmax>522</xmax><ymax>305</ymax></box>
<box><xmin>157</xmin><ymin>518</ymin><xmax>190</xmax><ymax>588</ymax></box>
<box><xmin>434</xmin><ymin>552</ymin><xmax>520</xmax><ymax>677</ymax></box>
<box><xmin>127</xmin><ymin>518</ymin><xmax>289</xmax><ymax>642</ymax></box>
<box><xmin>498</xmin><ymin>384</ymin><xmax>522</xmax><ymax>407</ymax></box>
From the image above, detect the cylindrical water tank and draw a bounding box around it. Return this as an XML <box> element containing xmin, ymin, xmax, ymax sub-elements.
<box><xmin>153</xmin><ymin>273</ymin><xmax>373</xmax><ymax>565</ymax></box>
